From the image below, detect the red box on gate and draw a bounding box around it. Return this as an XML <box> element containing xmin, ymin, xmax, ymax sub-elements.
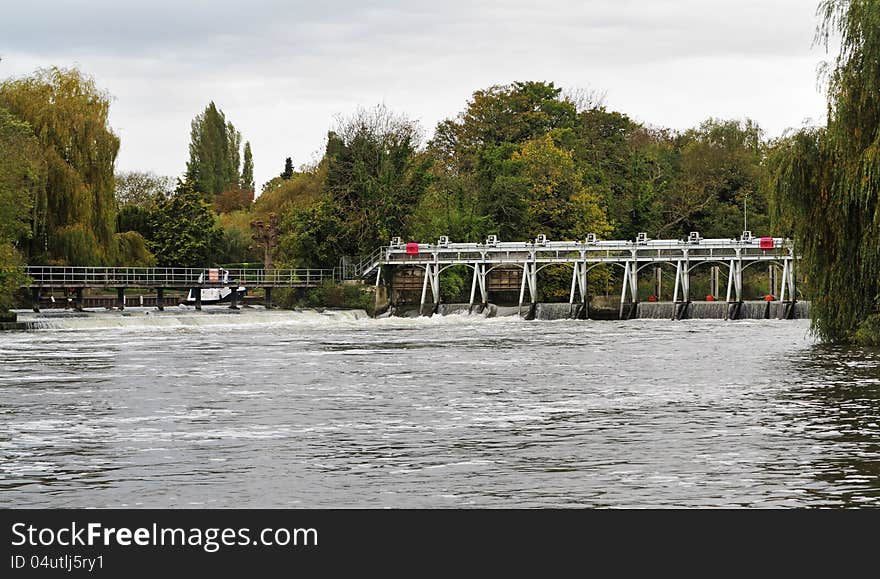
<box><xmin>405</xmin><ymin>242</ymin><xmax>419</xmax><ymax>254</ymax></box>
<box><xmin>759</xmin><ymin>237</ymin><xmax>774</xmax><ymax>249</ymax></box>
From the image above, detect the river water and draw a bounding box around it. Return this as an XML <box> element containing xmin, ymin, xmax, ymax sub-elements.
<box><xmin>1</xmin><ymin>307</ymin><xmax>878</xmax><ymax>508</ymax></box>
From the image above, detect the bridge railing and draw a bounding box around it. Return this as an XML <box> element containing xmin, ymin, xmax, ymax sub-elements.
<box><xmin>24</xmin><ymin>266</ymin><xmax>337</xmax><ymax>288</ymax></box>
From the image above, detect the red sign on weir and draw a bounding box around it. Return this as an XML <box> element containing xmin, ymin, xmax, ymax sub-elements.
<box><xmin>405</xmin><ymin>243</ymin><xmax>420</xmax><ymax>255</ymax></box>
<box><xmin>759</xmin><ymin>237</ymin><xmax>774</xmax><ymax>249</ymax></box>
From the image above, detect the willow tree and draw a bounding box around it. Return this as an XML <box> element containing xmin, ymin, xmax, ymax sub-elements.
<box><xmin>0</xmin><ymin>67</ymin><xmax>119</xmax><ymax>265</ymax></box>
<box><xmin>769</xmin><ymin>0</ymin><xmax>880</xmax><ymax>344</ymax></box>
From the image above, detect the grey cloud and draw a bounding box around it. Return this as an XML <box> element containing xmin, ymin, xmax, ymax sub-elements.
<box><xmin>2</xmin><ymin>0</ymin><xmax>830</xmax><ymax>188</ymax></box>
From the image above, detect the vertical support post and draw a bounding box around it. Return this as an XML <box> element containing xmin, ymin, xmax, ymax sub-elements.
<box><xmin>156</xmin><ymin>288</ymin><xmax>164</xmax><ymax>311</ymax></box>
<box><xmin>629</xmin><ymin>260</ymin><xmax>639</xmax><ymax>316</ymax></box>
<box><xmin>710</xmin><ymin>266</ymin><xmax>719</xmax><ymax>299</ymax></box>
<box><xmin>654</xmin><ymin>266</ymin><xmax>662</xmax><ymax>300</ymax></box>
<box><xmin>478</xmin><ymin>264</ymin><xmax>488</xmax><ymax>306</ymax></box>
<box><xmin>420</xmin><ymin>263</ymin><xmax>430</xmax><ymax>316</ymax></box>
<box><xmin>195</xmin><ymin>287</ymin><xmax>202</xmax><ymax>311</ymax></box>
<box><xmin>619</xmin><ymin>261</ymin><xmax>630</xmax><ymax>320</ymax></box>
<box><xmin>429</xmin><ymin>263</ymin><xmax>440</xmax><ymax>312</ymax></box>
<box><xmin>569</xmin><ymin>262</ymin><xmax>578</xmax><ymax>305</ymax></box>
<box><xmin>116</xmin><ymin>287</ymin><xmax>125</xmax><ymax>311</ymax></box>
<box><xmin>735</xmin><ymin>259</ymin><xmax>743</xmax><ymax>302</ymax></box>
<box><xmin>469</xmin><ymin>264</ymin><xmax>478</xmax><ymax>309</ymax></box>
<box><xmin>779</xmin><ymin>260</ymin><xmax>789</xmax><ymax>303</ymax></box>
<box><xmin>767</xmin><ymin>263</ymin><xmax>776</xmax><ymax>299</ymax></box>
<box><xmin>725</xmin><ymin>260</ymin><xmax>735</xmax><ymax>320</ymax></box>
<box><xmin>74</xmin><ymin>287</ymin><xmax>84</xmax><ymax>312</ymax></box>
<box><xmin>31</xmin><ymin>287</ymin><xmax>40</xmax><ymax>312</ymax></box>
<box><xmin>229</xmin><ymin>287</ymin><xmax>238</xmax><ymax>310</ymax></box>
<box><xmin>682</xmin><ymin>262</ymin><xmax>690</xmax><ymax>303</ymax></box>
<box><xmin>672</xmin><ymin>261</ymin><xmax>681</xmax><ymax>303</ymax></box>
<box><xmin>788</xmin><ymin>259</ymin><xmax>796</xmax><ymax>302</ymax></box>
<box><xmin>518</xmin><ymin>262</ymin><xmax>528</xmax><ymax>315</ymax></box>
<box><xmin>580</xmin><ymin>261</ymin><xmax>589</xmax><ymax>319</ymax></box>
<box><xmin>264</xmin><ymin>287</ymin><xmax>272</xmax><ymax>310</ymax></box>
<box><xmin>527</xmin><ymin>262</ymin><xmax>537</xmax><ymax>304</ymax></box>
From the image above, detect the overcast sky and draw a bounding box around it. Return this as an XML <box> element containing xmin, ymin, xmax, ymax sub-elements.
<box><xmin>2</xmin><ymin>0</ymin><xmax>833</xmax><ymax>191</ymax></box>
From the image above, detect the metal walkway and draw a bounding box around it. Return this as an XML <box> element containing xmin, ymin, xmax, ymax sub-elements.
<box><xmin>23</xmin><ymin>266</ymin><xmax>335</xmax><ymax>289</ymax></box>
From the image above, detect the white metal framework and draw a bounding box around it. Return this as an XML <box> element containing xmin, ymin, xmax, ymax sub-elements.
<box><xmin>363</xmin><ymin>233</ymin><xmax>798</xmax><ymax>318</ymax></box>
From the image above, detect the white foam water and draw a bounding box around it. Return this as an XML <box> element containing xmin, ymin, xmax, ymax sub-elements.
<box><xmin>16</xmin><ymin>307</ymin><xmax>370</xmax><ymax>331</ymax></box>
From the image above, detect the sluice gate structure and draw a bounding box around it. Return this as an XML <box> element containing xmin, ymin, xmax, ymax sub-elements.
<box><xmin>359</xmin><ymin>232</ymin><xmax>801</xmax><ymax>320</ymax></box>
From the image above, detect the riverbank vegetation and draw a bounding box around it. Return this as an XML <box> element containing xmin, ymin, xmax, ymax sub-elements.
<box><xmin>768</xmin><ymin>0</ymin><xmax>880</xmax><ymax>344</ymax></box>
<box><xmin>0</xmin><ymin>0</ymin><xmax>877</xmax><ymax>343</ymax></box>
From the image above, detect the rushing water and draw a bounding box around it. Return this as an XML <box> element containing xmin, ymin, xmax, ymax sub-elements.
<box><xmin>1</xmin><ymin>306</ymin><xmax>879</xmax><ymax>508</ymax></box>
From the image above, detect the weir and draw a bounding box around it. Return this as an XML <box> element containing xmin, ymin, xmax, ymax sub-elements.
<box><xmin>21</xmin><ymin>231</ymin><xmax>805</xmax><ymax>321</ymax></box>
<box><xmin>359</xmin><ymin>231</ymin><xmax>804</xmax><ymax>321</ymax></box>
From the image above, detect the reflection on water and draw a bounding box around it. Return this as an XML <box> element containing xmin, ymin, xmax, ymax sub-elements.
<box><xmin>0</xmin><ymin>307</ymin><xmax>878</xmax><ymax>507</ymax></box>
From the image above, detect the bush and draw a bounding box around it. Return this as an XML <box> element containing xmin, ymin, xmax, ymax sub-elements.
<box><xmin>304</xmin><ymin>282</ymin><xmax>374</xmax><ymax>312</ymax></box>
<box><xmin>853</xmin><ymin>314</ymin><xmax>880</xmax><ymax>347</ymax></box>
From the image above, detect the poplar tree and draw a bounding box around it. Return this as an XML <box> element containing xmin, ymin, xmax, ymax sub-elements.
<box><xmin>241</xmin><ymin>142</ymin><xmax>255</xmax><ymax>192</ymax></box>
<box><xmin>186</xmin><ymin>102</ymin><xmax>244</xmax><ymax>197</ymax></box>
<box><xmin>281</xmin><ymin>157</ymin><xmax>294</xmax><ymax>180</ymax></box>
<box><xmin>769</xmin><ymin>0</ymin><xmax>880</xmax><ymax>343</ymax></box>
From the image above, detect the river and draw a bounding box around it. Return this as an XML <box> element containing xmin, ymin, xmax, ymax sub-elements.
<box><xmin>1</xmin><ymin>307</ymin><xmax>878</xmax><ymax>507</ymax></box>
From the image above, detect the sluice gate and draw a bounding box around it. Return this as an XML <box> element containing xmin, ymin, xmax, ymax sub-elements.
<box><xmin>362</xmin><ymin>232</ymin><xmax>804</xmax><ymax>320</ymax></box>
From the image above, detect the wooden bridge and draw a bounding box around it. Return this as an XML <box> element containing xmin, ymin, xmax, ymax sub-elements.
<box><xmin>358</xmin><ymin>232</ymin><xmax>800</xmax><ymax>319</ymax></box>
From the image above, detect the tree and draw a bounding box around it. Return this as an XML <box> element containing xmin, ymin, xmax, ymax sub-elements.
<box><xmin>0</xmin><ymin>107</ymin><xmax>45</xmax><ymax>247</ymax></box>
<box><xmin>430</xmin><ymin>82</ymin><xmax>579</xmax><ymax>238</ymax></box>
<box><xmin>281</xmin><ymin>157</ymin><xmax>294</xmax><ymax>180</ymax></box>
<box><xmin>321</xmin><ymin>105</ymin><xmax>431</xmax><ymax>258</ymax></box>
<box><xmin>148</xmin><ymin>179</ymin><xmax>223</xmax><ymax>268</ymax></box>
<box><xmin>186</xmin><ymin>102</ymin><xmax>242</xmax><ymax>197</ymax></box>
<box><xmin>659</xmin><ymin>119</ymin><xmax>765</xmax><ymax>239</ymax></box>
<box><xmin>114</xmin><ymin>170</ymin><xmax>173</xmax><ymax>209</ymax></box>
<box><xmin>0</xmin><ymin>67</ymin><xmax>119</xmax><ymax>265</ymax></box>
<box><xmin>0</xmin><ymin>107</ymin><xmax>44</xmax><ymax>311</ymax></box>
<box><xmin>768</xmin><ymin>0</ymin><xmax>880</xmax><ymax>343</ymax></box>
<box><xmin>250</xmin><ymin>213</ymin><xmax>279</xmax><ymax>269</ymax></box>
<box><xmin>241</xmin><ymin>141</ymin><xmax>254</xmax><ymax>192</ymax></box>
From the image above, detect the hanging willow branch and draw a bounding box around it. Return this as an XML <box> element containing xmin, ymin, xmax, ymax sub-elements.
<box><xmin>769</xmin><ymin>0</ymin><xmax>880</xmax><ymax>343</ymax></box>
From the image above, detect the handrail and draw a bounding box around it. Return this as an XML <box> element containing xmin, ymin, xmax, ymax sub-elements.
<box><xmin>24</xmin><ymin>267</ymin><xmax>337</xmax><ymax>288</ymax></box>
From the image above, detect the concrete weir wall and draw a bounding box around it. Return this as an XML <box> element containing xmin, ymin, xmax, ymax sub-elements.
<box><xmin>397</xmin><ymin>300</ymin><xmax>811</xmax><ymax>320</ymax></box>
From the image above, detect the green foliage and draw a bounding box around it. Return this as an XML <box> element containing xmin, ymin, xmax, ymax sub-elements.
<box><xmin>408</xmin><ymin>172</ymin><xmax>489</xmax><ymax>243</ymax></box>
<box><xmin>277</xmin><ymin>197</ymin><xmax>345</xmax><ymax>268</ymax></box>
<box><xmin>149</xmin><ymin>179</ymin><xmax>223</xmax><ymax>268</ymax></box>
<box><xmin>186</xmin><ymin>102</ymin><xmax>243</xmax><ymax>197</ymax></box>
<box><xmin>0</xmin><ymin>67</ymin><xmax>119</xmax><ymax>265</ymax></box>
<box><xmin>281</xmin><ymin>157</ymin><xmax>294</xmax><ymax>180</ymax></box>
<box><xmin>114</xmin><ymin>231</ymin><xmax>155</xmax><ymax>267</ymax></box>
<box><xmin>117</xmin><ymin>204</ymin><xmax>152</xmax><ymax>239</ymax></box>
<box><xmin>768</xmin><ymin>0</ymin><xmax>880</xmax><ymax>342</ymax></box>
<box><xmin>241</xmin><ymin>142</ymin><xmax>255</xmax><ymax>192</ymax></box>
<box><xmin>282</xmin><ymin>105</ymin><xmax>431</xmax><ymax>265</ymax></box>
<box><xmin>303</xmin><ymin>282</ymin><xmax>374</xmax><ymax>312</ymax></box>
<box><xmin>0</xmin><ymin>107</ymin><xmax>45</xmax><ymax>248</ymax></box>
<box><xmin>853</xmin><ymin>314</ymin><xmax>880</xmax><ymax>346</ymax></box>
<box><xmin>51</xmin><ymin>224</ymin><xmax>102</xmax><ymax>266</ymax></box>
<box><xmin>0</xmin><ymin>242</ymin><xmax>26</xmax><ymax>312</ymax></box>
<box><xmin>114</xmin><ymin>170</ymin><xmax>173</xmax><ymax>209</ymax></box>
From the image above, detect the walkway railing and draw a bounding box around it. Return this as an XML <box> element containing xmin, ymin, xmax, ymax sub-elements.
<box><xmin>24</xmin><ymin>266</ymin><xmax>337</xmax><ymax>288</ymax></box>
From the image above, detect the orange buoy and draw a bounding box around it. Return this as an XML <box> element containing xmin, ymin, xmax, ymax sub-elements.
<box><xmin>648</xmin><ymin>295</ymin><xmax>657</xmax><ymax>302</ymax></box>
<box><xmin>705</xmin><ymin>295</ymin><xmax>715</xmax><ymax>301</ymax></box>
<box><xmin>764</xmin><ymin>294</ymin><xmax>775</xmax><ymax>301</ymax></box>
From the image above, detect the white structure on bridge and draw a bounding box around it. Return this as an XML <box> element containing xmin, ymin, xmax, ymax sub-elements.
<box><xmin>361</xmin><ymin>231</ymin><xmax>798</xmax><ymax>319</ymax></box>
